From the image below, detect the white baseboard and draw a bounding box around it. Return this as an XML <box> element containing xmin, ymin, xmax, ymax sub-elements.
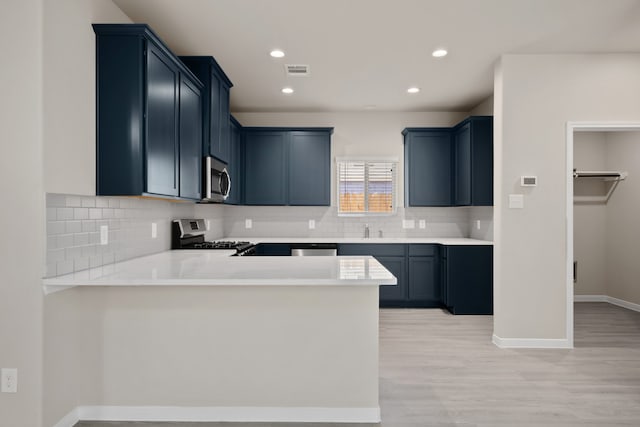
<box><xmin>574</xmin><ymin>294</ymin><xmax>640</xmax><ymax>312</ymax></box>
<box><xmin>52</xmin><ymin>405</ymin><xmax>381</xmax><ymax>426</ymax></box>
<box><xmin>492</xmin><ymin>334</ymin><xmax>572</xmax><ymax>349</ymax></box>
<box><xmin>574</xmin><ymin>294</ymin><xmax>607</xmax><ymax>302</ymax></box>
<box><xmin>51</xmin><ymin>408</ymin><xmax>79</xmax><ymax>427</ymax></box>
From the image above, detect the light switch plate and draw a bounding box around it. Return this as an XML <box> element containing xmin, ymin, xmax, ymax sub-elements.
<box><xmin>509</xmin><ymin>194</ymin><xmax>524</xmax><ymax>209</ymax></box>
<box><xmin>476</xmin><ymin>220</ymin><xmax>481</xmax><ymax>230</ymax></box>
<box><xmin>1</xmin><ymin>368</ymin><xmax>17</xmax><ymax>393</ymax></box>
<box><xmin>151</xmin><ymin>222</ymin><xmax>157</xmax><ymax>239</ymax></box>
<box><xmin>419</xmin><ymin>219</ymin><xmax>426</xmax><ymax>229</ymax></box>
<box><xmin>100</xmin><ymin>225</ymin><xmax>109</xmax><ymax>245</ymax></box>
<box><xmin>206</xmin><ymin>220</ymin><xmax>211</xmax><ymax>231</ymax></box>
<box><xmin>245</xmin><ymin>219</ymin><xmax>252</xmax><ymax>229</ymax></box>
<box><xmin>308</xmin><ymin>219</ymin><xmax>315</xmax><ymax>229</ymax></box>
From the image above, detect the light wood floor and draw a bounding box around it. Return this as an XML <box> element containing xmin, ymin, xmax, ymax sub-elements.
<box><xmin>76</xmin><ymin>302</ymin><xmax>640</xmax><ymax>427</ymax></box>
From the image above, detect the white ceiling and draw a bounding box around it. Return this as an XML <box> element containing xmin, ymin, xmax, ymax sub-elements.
<box><xmin>113</xmin><ymin>0</ymin><xmax>640</xmax><ymax>113</ymax></box>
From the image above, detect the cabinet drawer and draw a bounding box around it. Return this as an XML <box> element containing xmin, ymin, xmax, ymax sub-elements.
<box><xmin>408</xmin><ymin>244</ymin><xmax>437</xmax><ymax>257</ymax></box>
<box><xmin>338</xmin><ymin>244</ymin><xmax>405</xmax><ymax>257</ymax></box>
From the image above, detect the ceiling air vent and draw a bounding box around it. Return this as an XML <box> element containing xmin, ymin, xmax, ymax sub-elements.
<box><xmin>285</xmin><ymin>64</ymin><xmax>310</xmax><ymax>77</ymax></box>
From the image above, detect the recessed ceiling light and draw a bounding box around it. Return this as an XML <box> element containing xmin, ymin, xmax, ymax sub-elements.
<box><xmin>407</xmin><ymin>87</ymin><xmax>420</xmax><ymax>94</ymax></box>
<box><xmin>282</xmin><ymin>87</ymin><xmax>294</xmax><ymax>94</ymax></box>
<box><xmin>432</xmin><ymin>48</ymin><xmax>448</xmax><ymax>58</ymax></box>
<box><xmin>270</xmin><ymin>49</ymin><xmax>285</xmax><ymax>58</ymax></box>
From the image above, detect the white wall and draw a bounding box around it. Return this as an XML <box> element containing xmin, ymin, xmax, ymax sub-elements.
<box><xmin>43</xmin><ymin>0</ymin><xmax>131</xmax><ymax>195</ymax></box>
<box><xmin>573</xmin><ymin>132</ymin><xmax>608</xmax><ymax>296</ymax></box>
<box><xmin>0</xmin><ymin>1</ymin><xmax>44</xmax><ymax>426</ymax></box>
<box><xmin>605</xmin><ymin>131</ymin><xmax>640</xmax><ymax>305</ymax></box>
<box><xmin>494</xmin><ymin>54</ymin><xmax>640</xmax><ymax>342</ymax></box>
<box><xmin>469</xmin><ymin>96</ymin><xmax>494</xmax><ymax>116</ymax></box>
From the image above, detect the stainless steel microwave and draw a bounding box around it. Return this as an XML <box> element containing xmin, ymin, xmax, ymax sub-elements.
<box><xmin>202</xmin><ymin>156</ymin><xmax>230</xmax><ymax>203</ymax></box>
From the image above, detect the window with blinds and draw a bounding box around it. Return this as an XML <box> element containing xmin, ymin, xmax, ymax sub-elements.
<box><xmin>337</xmin><ymin>160</ymin><xmax>396</xmax><ymax>215</ymax></box>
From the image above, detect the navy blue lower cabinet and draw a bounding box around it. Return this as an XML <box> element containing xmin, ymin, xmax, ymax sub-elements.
<box><xmin>254</xmin><ymin>243</ymin><xmax>291</xmax><ymax>256</ymax></box>
<box><xmin>407</xmin><ymin>245</ymin><xmax>440</xmax><ymax>307</ymax></box>
<box><xmin>442</xmin><ymin>245</ymin><xmax>493</xmax><ymax>315</ymax></box>
<box><xmin>376</xmin><ymin>256</ymin><xmax>408</xmax><ymax>306</ymax></box>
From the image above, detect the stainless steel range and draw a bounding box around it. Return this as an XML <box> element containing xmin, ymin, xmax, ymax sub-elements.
<box><xmin>171</xmin><ymin>219</ymin><xmax>255</xmax><ymax>256</ymax></box>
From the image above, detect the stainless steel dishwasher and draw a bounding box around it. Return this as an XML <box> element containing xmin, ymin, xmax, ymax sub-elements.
<box><xmin>290</xmin><ymin>243</ymin><xmax>338</xmax><ymax>256</ymax></box>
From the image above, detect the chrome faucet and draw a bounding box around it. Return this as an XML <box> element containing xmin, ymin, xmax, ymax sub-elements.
<box><xmin>364</xmin><ymin>224</ymin><xmax>370</xmax><ymax>238</ymax></box>
<box><xmin>378</xmin><ymin>229</ymin><xmax>383</xmax><ymax>238</ymax></box>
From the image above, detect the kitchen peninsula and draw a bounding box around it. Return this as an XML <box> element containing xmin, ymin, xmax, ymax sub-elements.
<box><xmin>42</xmin><ymin>252</ymin><xmax>395</xmax><ymax>423</ymax></box>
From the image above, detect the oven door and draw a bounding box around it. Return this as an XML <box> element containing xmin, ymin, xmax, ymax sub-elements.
<box><xmin>203</xmin><ymin>157</ymin><xmax>231</xmax><ymax>203</ymax></box>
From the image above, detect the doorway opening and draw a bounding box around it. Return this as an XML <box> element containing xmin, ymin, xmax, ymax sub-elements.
<box><xmin>567</xmin><ymin>122</ymin><xmax>640</xmax><ymax>348</ymax></box>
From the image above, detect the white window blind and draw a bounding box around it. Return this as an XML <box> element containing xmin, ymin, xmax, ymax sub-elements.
<box><xmin>338</xmin><ymin>160</ymin><xmax>396</xmax><ymax>215</ymax></box>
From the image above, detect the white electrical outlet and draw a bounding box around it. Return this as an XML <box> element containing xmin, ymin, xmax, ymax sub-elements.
<box><xmin>308</xmin><ymin>219</ymin><xmax>315</xmax><ymax>229</ymax></box>
<box><xmin>508</xmin><ymin>194</ymin><xmax>524</xmax><ymax>209</ymax></box>
<box><xmin>476</xmin><ymin>220</ymin><xmax>481</xmax><ymax>230</ymax></box>
<box><xmin>245</xmin><ymin>219</ymin><xmax>252</xmax><ymax>229</ymax></box>
<box><xmin>419</xmin><ymin>219</ymin><xmax>426</xmax><ymax>229</ymax></box>
<box><xmin>100</xmin><ymin>225</ymin><xmax>109</xmax><ymax>245</ymax></box>
<box><xmin>402</xmin><ymin>219</ymin><xmax>415</xmax><ymax>229</ymax></box>
<box><xmin>206</xmin><ymin>220</ymin><xmax>211</xmax><ymax>231</ymax></box>
<box><xmin>151</xmin><ymin>222</ymin><xmax>157</xmax><ymax>239</ymax></box>
<box><xmin>1</xmin><ymin>368</ymin><xmax>17</xmax><ymax>393</ymax></box>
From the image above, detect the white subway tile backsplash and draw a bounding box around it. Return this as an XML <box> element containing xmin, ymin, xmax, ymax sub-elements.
<box><xmin>47</xmin><ymin>221</ymin><xmax>65</xmax><ymax>235</ymax></box>
<box><xmin>74</xmin><ymin>257</ymin><xmax>89</xmax><ymax>271</ymax></box>
<box><xmin>45</xmin><ymin>193</ymin><xmax>198</xmax><ymax>277</ymax></box>
<box><xmin>65</xmin><ymin>196</ymin><xmax>82</xmax><ymax>207</ymax></box>
<box><xmin>66</xmin><ymin>221</ymin><xmax>82</xmax><ymax>233</ymax></box>
<box><xmin>56</xmin><ymin>260</ymin><xmax>74</xmax><ymax>275</ymax></box>
<box><xmin>57</xmin><ymin>207</ymin><xmax>74</xmax><ymax>220</ymax></box>
<box><xmin>81</xmin><ymin>197</ymin><xmax>96</xmax><ymax>208</ymax></box>
<box><xmin>74</xmin><ymin>208</ymin><xmax>89</xmax><ymax>220</ymax></box>
<box><xmin>73</xmin><ymin>233</ymin><xmax>90</xmax><ymax>246</ymax></box>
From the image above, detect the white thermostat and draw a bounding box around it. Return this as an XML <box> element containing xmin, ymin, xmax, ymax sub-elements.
<box><xmin>521</xmin><ymin>176</ymin><xmax>537</xmax><ymax>187</ymax></box>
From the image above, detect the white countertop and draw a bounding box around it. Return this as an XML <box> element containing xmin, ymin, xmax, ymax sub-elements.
<box><xmin>223</xmin><ymin>237</ymin><xmax>493</xmax><ymax>245</ymax></box>
<box><xmin>42</xmin><ymin>250</ymin><xmax>397</xmax><ymax>294</ymax></box>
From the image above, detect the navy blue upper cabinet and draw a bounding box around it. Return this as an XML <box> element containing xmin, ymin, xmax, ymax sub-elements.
<box><xmin>225</xmin><ymin>115</ymin><xmax>243</xmax><ymax>205</ymax></box>
<box><xmin>180</xmin><ymin>56</ymin><xmax>233</xmax><ymax>163</ymax></box>
<box><xmin>243</xmin><ymin>128</ymin><xmax>333</xmax><ymax>206</ymax></box>
<box><xmin>453</xmin><ymin>117</ymin><xmax>493</xmax><ymax>206</ymax></box>
<box><xmin>178</xmin><ymin>75</ymin><xmax>203</xmax><ymax>200</ymax></box>
<box><xmin>403</xmin><ymin>129</ymin><xmax>452</xmax><ymax>206</ymax></box>
<box><xmin>453</xmin><ymin>123</ymin><xmax>471</xmax><ymax>205</ymax></box>
<box><xmin>288</xmin><ymin>131</ymin><xmax>331</xmax><ymax>206</ymax></box>
<box><xmin>93</xmin><ymin>24</ymin><xmax>203</xmax><ymax>200</ymax></box>
<box><xmin>244</xmin><ymin>130</ymin><xmax>288</xmax><ymax>205</ymax></box>
<box><xmin>403</xmin><ymin>116</ymin><xmax>493</xmax><ymax>207</ymax></box>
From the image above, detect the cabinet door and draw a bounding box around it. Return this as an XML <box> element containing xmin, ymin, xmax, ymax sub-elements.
<box><xmin>289</xmin><ymin>131</ymin><xmax>330</xmax><ymax>206</ymax></box>
<box><xmin>146</xmin><ymin>43</ymin><xmax>179</xmax><ymax>197</ymax></box>
<box><xmin>226</xmin><ymin>119</ymin><xmax>242</xmax><ymax>204</ymax></box>
<box><xmin>470</xmin><ymin>118</ymin><xmax>493</xmax><ymax>206</ymax></box>
<box><xmin>408</xmin><ymin>256</ymin><xmax>440</xmax><ymax>307</ymax></box>
<box><xmin>244</xmin><ymin>131</ymin><xmax>287</xmax><ymax>205</ymax></box>
<box><xmin>218</xmin><ymin>84</ymin><xmax>231</xmax><ymax>162</ymax></box>
<box><xmin>377</xmin><ymin>256</ymin><xmax>407</xmax><ymax>306</ymax></box>
<box><xmin>208</xmin><ymin>72</ymin><xmax>222</xmax><ymax>159</ymax></box>
<box><xmin>178</xmin><ymin>75</ymin><xmax>202</xmax><ymax>200</ymax></box>
<box><xmin>454</xmin><ymin>123</ymin><xmax>471</xmax><ymax>206</ymax></box>
<box><xmin>446</xmin><ymin>246</ymin><xmax>493</xmax><ymax>315</ymax></box>
<box><xmin>405</xmin><ymin>131</ymin><xmax>452</xmax><ymax>206</ymax></box>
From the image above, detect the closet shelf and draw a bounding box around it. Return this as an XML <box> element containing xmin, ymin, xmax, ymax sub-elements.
<box><xmin>573</xmin><ymin>169</ymin><xmax>627</xmax><ymax>203</ymax></box>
